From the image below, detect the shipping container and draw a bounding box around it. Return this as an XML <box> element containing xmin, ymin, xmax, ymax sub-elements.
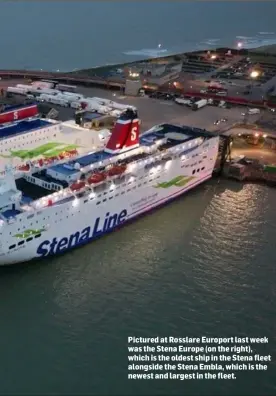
<box><xmin>59</xmin><ymin>92</ymin><xmax>83</xmax><ymax>100</ymax></box>
<box><xmin>7</xmin><ymin>87</ymin><xmax>26</xmax><ymax>95</ymax></box>
<box><xmin>192</xmin><ymin>99</ymin><xmax>208</xmax><ymax>111</ymax></box>
<box><xmin>175</xmin><ymin>97</ymin><xmax>191</xmax><ymax>105</ymax></box>
<box><xmin>70</xmin><ymin>101</ymin><xmax>82</xmax><ymax>109</ymax></box>
<box><xmin>48</xmin><ymin>96</ymin><xmax>69</xmax><ymax>107</ymax></box>
<box><xmin>32</xmin><ymin>81</ymin><xmax>54</xmax><ymax>90</ymax></box>
<box><xmin>56</xmin><ymin>84</ymin><xmax>77</xmax><ymax>92</ymax></box>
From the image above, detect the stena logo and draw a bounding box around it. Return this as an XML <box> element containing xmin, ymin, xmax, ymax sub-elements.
<box><xmin>36</xmin><ymin>209</ymin><xmax>127</xmax><ymax>257</ymax></box>
<box><xmin>14</xmin><ymin>111</ymin><xmax>18</xmax><ymax>120</ymax></box>
<box><xmin>130</xmin><ymin>126</ymin><xmax>137</xmax><ymax>141</ymax></box>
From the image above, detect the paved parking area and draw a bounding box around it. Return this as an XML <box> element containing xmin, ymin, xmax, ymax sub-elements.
<box><xmin>3</xmin><ymin>82</ymin><xmax>258</xmax><ymax>134</ymax></box>
<box><xmin>76</xmin><ymin>87</ymin><xmax>251</xmax><ymax>132</ymax></box>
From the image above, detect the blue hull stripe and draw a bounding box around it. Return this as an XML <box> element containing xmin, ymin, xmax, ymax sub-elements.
<box><xmin>34</xmin><ymin>175</ymin><xmax>211</xmax><ymax>262</ymax></box>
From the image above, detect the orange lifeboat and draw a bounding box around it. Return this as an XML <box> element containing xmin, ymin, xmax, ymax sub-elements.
<box><xmin>18</xmin><ymin>164</ymin><xmax>30</xmax><ymax>172</ymax></box>
<box><xmin>38</xmin><ymin>159</ymin><xmax>44</xmax><ymax>167</ymax></box>
<box><xmin>107</xmin><ymin>164</ymin><xmax>127</xmax><ymax>177</ymax></box>
<box><xmin>87</xmin><ymin>172</ymin><xmax>106</xmax><ymax>185</ymax></box>
<box><xmin>70</xmin><ymin>181</ymin><xmax>86</xmax><ymax>192</ymax></box>
<box><xmin>68</xmin><ymin>149</ymin><xmax>78</xmax><ymax>156</ymax></box>
<box><xmin>49</xmin><ymin>156</ymin><xmax>58</xmax><ymax>162</ymax></box>
<box><xmin>58</xmin><ymin>153</ymin><xmax>65</xmax><ymax>160</ymax></box>
<box><xmin>43</xmin><ymin>158</ymin><xmax>51</xmax><ymax>165</ymax></box>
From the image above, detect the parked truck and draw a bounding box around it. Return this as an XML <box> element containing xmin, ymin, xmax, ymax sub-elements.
<box><xmin>7</xmin><ymin>87</ymin><xmax>26</xmax><ymax>95</ymax></box>
<box><xmin>192</xmin><ymin>99</ymin><xmax>208</xmax><ymax>111</ymax></box>
<box><xmin>175</xmin><ymin>97</ymin><xmax>192</xmax><ymax>106</ymax></box>
<box><xmin>241</xmin><ymin>108</ymin><xmax>261</xmax><ymax>116</ymax></box>
<box><xmin>248</xmin><ymin>108</ymin><xmax>260</xmax><ymax>115</ymax></box>
<box><xmin>60</xmin><ymin>92</ymin><xmax>84</xmax><ymax>101</ymax></box>
<box><xmin>56</xmin><ymin>84</ymin><xmax>77</xmax><ymax>93</ymax></box>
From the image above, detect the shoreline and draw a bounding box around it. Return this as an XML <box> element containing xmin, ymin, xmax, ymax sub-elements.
<box><xmin>73</xmin><ymin>44</ymin><xmax>276</xmax><ymax>77</ymax></box>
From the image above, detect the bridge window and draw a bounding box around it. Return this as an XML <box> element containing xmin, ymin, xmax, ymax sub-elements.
<box><xmin>9</xmin><ymin>244</ymin><xmax>16</xmax><ymax>250</ymax></box>
<box><xmin>18</xmin><ymin>241</ymin><xmax>25</xmax><ymax>246</ymax></box>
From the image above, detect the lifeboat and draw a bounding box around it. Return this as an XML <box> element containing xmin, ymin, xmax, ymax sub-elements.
<box><xmin>18</xmin><ymin>164</ymin><xmax>30</xmax><ymax>172</ymax></box>
<box><xmin>58</xmin><ymin>153</ymin><xmax>65</xmax><ymax>160</ymax></box>
<box><xmin>87</xmin><ymin>172</ymin><xmax>106</xmax><ymax>185</ymax></box>
<box><xmin>68</xmin><ymin>149</ymin><xmax>78</xmax><ymax>156</ymax></box>
<box><xmin>49</xmin><ymin>156</ymin><xmax>58</xmax><ymax>162</ymax></box>
<box><xmin>43</xmin><ymin>158</ymin><xmax>51</xmax><ymax>165</ymax></box>
<box><xmin>107</xmin><ymin>164</ymin><xmax>127</xmax><ymax>177</ymax></box>
<box><xmin>37</xmin><ymin>159</ymin><xmax>44</xmax><ymax>167</ymax></box>
<box><xmin>48</xmin><ymin>199</ymin><xmax>53</xmax><ymax>206</ymax></box>
<box><xmin>70</xmin><ymin>181</ymin><xmax>86</xmax><ymax>192</ymax></box>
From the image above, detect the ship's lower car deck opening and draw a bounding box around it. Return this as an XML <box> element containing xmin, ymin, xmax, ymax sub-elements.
<box><xmin>16</xmin><ymin>178</ymin><xmax>55</xmax><ymax>200</ymax></box>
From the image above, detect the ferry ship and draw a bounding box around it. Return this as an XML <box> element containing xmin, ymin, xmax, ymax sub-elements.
<box><xmin>0</xmin><ymin>103</ymin><xmax>38</xmax><ymax>125</ymax></box>
<box><xmin>0</xmin><ymin>103</ymin><xmax>112</xmax><ymax>174</ymax></box>
<box><xmin>0</xmin><ymin>109</ymin><xmax>219</xmax><ymax>265</ymax></box>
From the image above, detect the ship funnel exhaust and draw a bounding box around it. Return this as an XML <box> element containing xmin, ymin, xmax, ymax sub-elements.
<box><xmin>104</xmin><ymin>108</ymin><xmax>140</xmax><ymax>154</ymax></box>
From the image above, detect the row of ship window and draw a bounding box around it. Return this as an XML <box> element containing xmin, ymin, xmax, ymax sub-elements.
<box><xmin>26</xmin><ymin>177</ymin><xmax>60</xmax><ymax>191</ymax></box>
<box><xmin>0</xmin><ymin>131</ymin><xmax>57</xmax><ymax>149</ymax></box>
<box><xmin>7</xmin><ymin>173</ymin><xmax>162</xmax><ymax>233</ymax></box>
<box><xmin>0</xmin><ymin>136</ymin><xmax>52</xmax><ymax>151</ymax></box>
<box><xmin>53</xmin><ymin>175</ymin><xmax>163</xmax><ymax>220</ymax></box>
<box><xmin>9</xmin><ymin>233</ymin><xmax>42</xmax><ymax>250</ymax></box>
<box><xmin>7</xmin><ymin>155</ymin><xmax>210</xmax><ymax>235</ymax></box>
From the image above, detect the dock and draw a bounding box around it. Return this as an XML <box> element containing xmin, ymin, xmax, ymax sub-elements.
<box><xmin>2</xmin><ymin>45</ymin><xmax>276</xmax><ymax>188</ymax></box>
<box><xmin>214</xmin><ymin>127</ymin><xmax>276</xmax><ymax>187</ymax></box>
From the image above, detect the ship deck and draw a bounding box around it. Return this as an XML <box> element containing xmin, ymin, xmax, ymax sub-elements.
<box><xmin>0</xmin><ymin>119</ymin><xmax>51</xmax><ymax>140</ymax></box>
<box><xmin>46</xmin><ymin>123</ymin><xmax>214</xmax><ymax>179</ymax></box>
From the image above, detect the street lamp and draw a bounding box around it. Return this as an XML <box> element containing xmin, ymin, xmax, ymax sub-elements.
<box><xmin>250</xmin><ymin>70</ymin><xmax>259</xmax><ymax>79</ymax></box>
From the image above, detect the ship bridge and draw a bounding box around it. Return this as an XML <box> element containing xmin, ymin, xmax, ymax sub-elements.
<box><xmin>140</xmin><ymin>123</ymin><xmax>215</xmax><ymax>148</ymax></box>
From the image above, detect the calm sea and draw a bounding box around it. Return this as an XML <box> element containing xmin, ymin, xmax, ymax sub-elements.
<box><xmin>0</xmin><ymin>179</ymin><xmax>275</xmax><ymax>395</ymax></box>
<box><xmin>1</xmin><ymin>1</ymin><xmax>276</xmax><ymax>71</ymax></box>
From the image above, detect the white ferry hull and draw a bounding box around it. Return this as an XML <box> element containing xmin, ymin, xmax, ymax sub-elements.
<box><xmin>0</xmin><ymin>157</ymin><xmax>216</xmax><ymax>266</ymax></box>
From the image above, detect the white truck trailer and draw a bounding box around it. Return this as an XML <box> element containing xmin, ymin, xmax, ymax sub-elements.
<box><xmin>248</xmin><ymin>108</ymin><xmax>260</xmax><ymax>115</ymax></box>
<box><xmin>7</xmin><ymin>86</ymin><xmax>26</xmax><ymax>95</ymax></box>
<box><xmin>32</xmin><ymin>81</ymin><xmax>55</xmax><ymax>89</ymax></box>
<box><xmin>192</xmin><ymin>99</ymin><xmax>208</xmax><ymax>111</ymax></box>
<box><xmin>70</xmin><ymin>101</ymin><xmax>82</xmax><ymax>109</ymax></box>
<box><xmin>56</xmin><ymin>84</ymin><xmax>77</xmax><ymax>92</ymax></box>
<box><xmin>48</xmin><ymin>95</ymin><xmax>69</xmax><ymax>107</ymax></box>
<box><xmin>175</xmin><ymin>97</ymin><xmax>192</xmax><ymax>106</ymax></box>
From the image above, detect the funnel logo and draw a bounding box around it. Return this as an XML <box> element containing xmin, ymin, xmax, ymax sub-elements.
<box><xmin>131</xmin><ymin>126</ymin><xmax>138</xmax><ymax>141</ymax></box>
<box><xmin>105</xmin><ymin>115</ymin><xmax>140</xmax><ymax>154</ymax></box>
